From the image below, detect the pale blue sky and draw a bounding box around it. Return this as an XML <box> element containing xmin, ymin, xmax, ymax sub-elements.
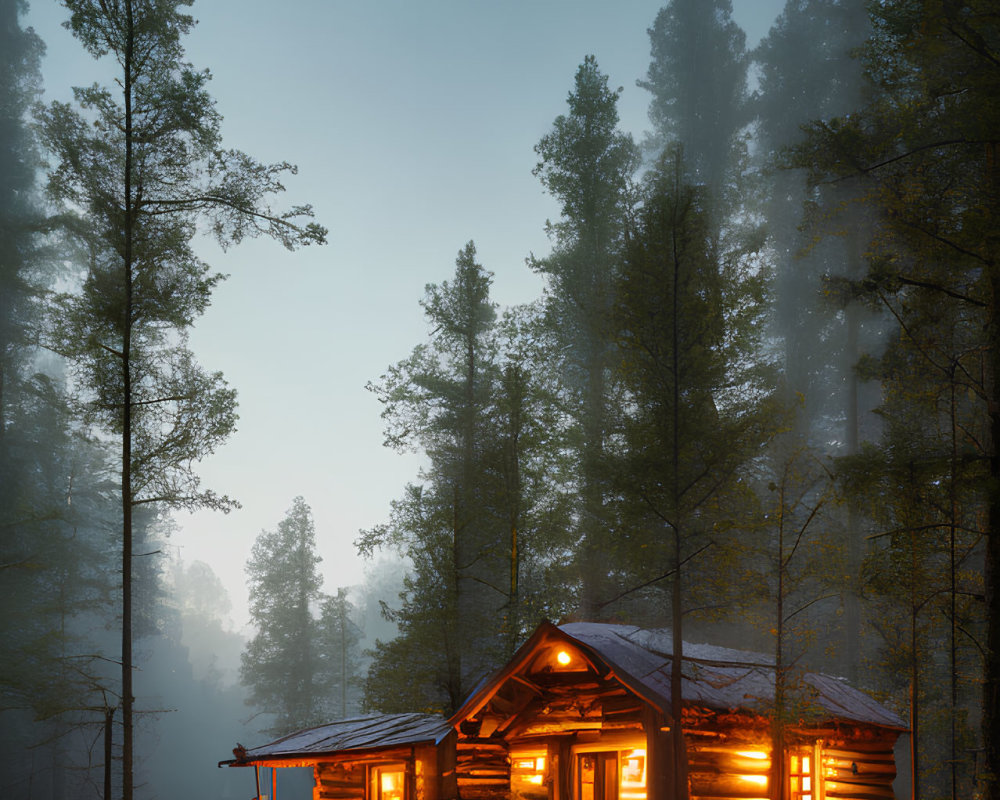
<box><xmin>27</xmin><ymin>0</ymin><xmax>785</xmax><ymax>630</ymax></box>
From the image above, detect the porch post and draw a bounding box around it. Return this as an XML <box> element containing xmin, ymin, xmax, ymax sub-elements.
<box><xmin>643</xmin><ymin>707</ymin><xmax>673</xmax><ymax>800</ymax></box>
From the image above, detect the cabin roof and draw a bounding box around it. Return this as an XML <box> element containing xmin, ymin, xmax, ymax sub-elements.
<box><xmin>222</xmin><ymin>713</ymin><xmax>452</xmax><ymax>766</ymax></box>
<box><xmin>452</xmin><ymin>621</ymin><xmax>907</xmax><ymax>731</ymax></box>
<box><xmin>224</xmin><ymin>621</ymin><xmax>905</xmax><ymax>768</ymax></box>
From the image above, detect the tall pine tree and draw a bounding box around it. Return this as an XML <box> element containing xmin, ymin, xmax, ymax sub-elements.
<box><xmin>360</xmin><ymin>242</ymin><xmax>501</xmax><ymax>711</ymax></box>
<box><xmin>613</xmin><ymin>148</ymin><xmax>775</xmax><ymax>800</ymax></box>
<box><xmin>532</xmin><ymin>56</ymin><xmax>638</xmax><ymax>616</ymax></box>
<box><xmin>37</xmin><ymin>2</ymin><xmax>325</xmax><ymax>795</ymax></box>
<box><xmin>242</xmin><ymin>497</ymin><xmax>325</xmax><ymax>736</ymax></box>
<box><xmin>794</xmin><ymin>1</ymin><xmax>998</xmax><ymax>795</ymax></box>
<box><xmin>640</xmin><ymin>0</ymin><xmax>748</xmax><ymax>202</ymax></box>
<box><xmin>1</xmin><ymin>4</ymin><xmax>122</xmax><ymax>795</ymax></box>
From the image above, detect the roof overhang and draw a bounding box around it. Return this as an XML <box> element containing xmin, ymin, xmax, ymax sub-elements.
<box><xmin>220</xmin><ymin>713</ymin><xmax>454</xmax><ymax>769</ymax></box>
<box><xmin>449</xmin><ymin>620</ymin><xmax>671</xmax><ymax>727</ymax></box>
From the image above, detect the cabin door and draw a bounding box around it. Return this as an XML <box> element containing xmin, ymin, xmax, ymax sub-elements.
<box><xmin>578</xmin><ymin>752</ymin><xmax>618</xmax><ymax>800</ymax></box>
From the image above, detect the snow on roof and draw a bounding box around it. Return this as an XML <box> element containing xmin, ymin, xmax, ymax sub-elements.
<box><xmin>225</xmin><ymin>713</ymin><xmax>452</xmax><ymax>765</ymax></box>
<box><xmin>559</xmin><ymin>622</ymin><xmax>906</xmax><ymax>730</ymax></box>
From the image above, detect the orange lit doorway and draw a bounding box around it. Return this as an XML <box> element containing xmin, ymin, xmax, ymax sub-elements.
<box><xmin>578</xmin><ymin>752</ymin><xmax>618</xmax><ymax>800</ymax></box>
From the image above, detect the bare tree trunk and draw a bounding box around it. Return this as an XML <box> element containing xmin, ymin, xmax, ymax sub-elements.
<box><xmin>104</xmin><ymin>705</ymin><xmax>114</xmax><ymax>800</ymax></box>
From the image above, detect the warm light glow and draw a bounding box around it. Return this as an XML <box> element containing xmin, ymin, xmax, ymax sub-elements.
<box><xmin>381</xmin><ymin>773</ymin><xmax>401</xmax><ymax>793</ymax></box>
<box><xmin>556</xmin><ymin>650</ymin><xmax>572</xmax><ymax>665</ymax></box>
<box><xmin>377</xmin><ymin>768</ymin><xmax>404</xmax><ymax>800</ymax></box>
<box><xmin>512</xmin><ymin>750</ymin><xmax>547</xmax><ymax>800</ymax></box>
<box><xmin>728</xmin><ymin>749</ymin><xmax>769</xmax><ymax>795</ymax></box>
<box><xmin>620</xmin><ymin>747</ymin><xmax>647</xmax><ymax>800</ymax></box>
<box><xmin>513</xmin><ymin>754</ymin><xmax>546</xmax><ymax>773</ymax></box>
<box><xmin>790</xmin><ymin>753</ymin><xmax>813</xmax><ymax>800</ymax></box>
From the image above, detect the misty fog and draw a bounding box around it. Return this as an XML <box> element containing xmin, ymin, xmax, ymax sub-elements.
<box><xmin>2</xmin><ymin>2</ymin><xmax>995</xmax><ymax>800</ymax></box>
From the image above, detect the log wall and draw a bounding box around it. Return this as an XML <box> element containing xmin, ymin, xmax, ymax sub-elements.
<box><xmin>685</xmin><ymin>736</ymin><xmax>899</xmax><ymax>800</ymax></box>
<box><xmin>314</xmin><ymin>760</ymin><xmax>365</xmax><ymax>800</ymax></box>
<box><xmin>822</xmin><ymin>740</ymin><xmax>897</xmax><ymax>800</ymax></box>
<box><xmin>687</xmin><ymin>743</ymin><xmax>771</xmax><ymax>800</ymax></box>
<box><xmin>456</xmin><ymin>740</ymin><xmax>510</xmax><ymax>800</ymax></box>
<box><xmin>314</xmin><ymin>748</ymin><xmax>431</xmax><ymax>800</ymax></box>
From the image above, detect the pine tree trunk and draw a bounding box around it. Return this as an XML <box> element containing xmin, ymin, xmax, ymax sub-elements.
<box><xmin>772</xmin><ymin>488</ymin><xmax>785</xmax><ymax>800</ymax></box>
<box><xmin>340</xmin><ymin>611</ymin><xmax>347</xmax><ymax>718</ymax></box>
<box><xmin>844</xmin><ymin>241</ymin><xmax>863</xmax><ymax>685</ymax></box>
<box><xmin>121</xmin><ymin>4</ymin><xmax>136</xmax><ymax>798</ymax></box>
<box><xmin>505</xmin><ymin>366</ymin><xmax>522</xmax><ymax>656</ymax></box>
<box><xmin>579</xmin><ymin>347</ymin><xmax>606</xmax><ymax>618</ymax></box>
<box><xmin>671</xmin><ymin>549</ymin><xmax>687</xmax><ymax>800</ymax></box>
<box><xmin>669</xmin><ymin>190</ymin><xmax>688</xmax><ymax>800</ymax></box>
<box><xmin>983</xmin><ymin>138</ymin><xmax>1000</xmax><ymax>800</ymax></box>
<box><xmin>949</xmin><ymin>377</ymin><xmax>959</xmax><ymax>800</ymax></box>
<box><xmin>910</xmin><ymin>565</ymin><xmax>919</xmax><ymax>800</ymax></box>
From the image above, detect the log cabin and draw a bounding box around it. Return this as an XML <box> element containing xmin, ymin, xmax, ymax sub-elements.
<box><xmin>221</xmin><ymin>621</ymin><xmax>906</xmax><ymax>800</ymax></box>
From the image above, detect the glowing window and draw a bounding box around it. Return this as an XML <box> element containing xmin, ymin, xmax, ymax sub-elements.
<box><xmin>371</xmin><ymin>766</ymin><xmax>405</xmax><ymax>800</ymax></box>
<box><xmin>512</xmin><ymin>750</ymin><xmax>548</xmax><ymax>800</ymax></box>
<box><xmin>789</xmin><ymin>753</ymin><xmax>813</xmax><ymax>800</ymax></box>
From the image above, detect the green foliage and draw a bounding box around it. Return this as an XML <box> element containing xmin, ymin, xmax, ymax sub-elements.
<box><xmin>0</xmin><ymin>0</ymin><xmax>47</xmax><ymax>437</ymax></box>
<box><xmin>35</xmin><ymin>3</ymin><xmax>325</xmax><ymax>793</ymax></box>
<box><xmin>611</xmin><ymin>145</ymin><xmax>778</xmax><ymax>620</ymax></box>
<box><xmin>170</xmin><ymin>559</ymin><xmax>244</xmax><ymax>687</ymax></box>
<box><xmin>0</xmin><ymin>3</ymin><xmax>129</xmax><ymax>793</ymax></box>
<box><xmin>37</xmin><ymin>0</ymin><xmax>326</xmax><ymax>512</ymax></box>
<box><xmin>360</xmin><ymin>245</ymin><xmax>580</xmax><ymax>712</ymax></box>
<box><xmin>362</xmin><ymin>243</ymin><xmax>503</xmax><ymax>710</ymax></box>
<box><xmin>641</xmin><ymin>0</ymin><xmax>748</xmax><ymax>194</ymax></box>
<box><xmin>531</xmin><ymin>56</ymin><xmax>638</xmax><ymax>615</ymax></box>
<box><xmin>315</xmin><ymin>588</ymin><xmax>364</xmax><ymax>720</ymax></box>
<box><xmin>360</xmin><ymin>485</ymin><xmax>462</xmax><ymax>714</ymax></box>
<box><xmin>793</xmin><ymin>1</ymin><xmax>998</xmax><ymax>795</ymax></box>
<box><xmin>534</xmin><ymin>56</ymin><xmax>638</xmax><ymax>256</ymax></box>
<box><xmin>479</xmin><ymin>305</ymin><xmax>580</xmax><ymax>642</ymax></box>
<box><xmin>753</xmin><ymin>0</ymin><xmax>874</xmax><ymax>447</ymax></box>
<box><xmin>242</xmin><ymin>497</ymin><xmax>324</xmax><ymax>736</ymax></box>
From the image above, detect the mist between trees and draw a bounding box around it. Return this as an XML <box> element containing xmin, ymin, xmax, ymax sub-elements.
<box><xmin>1</xmin><ymin>2</ymin><xmax>997</xmax><ymax>800</ymax></box>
